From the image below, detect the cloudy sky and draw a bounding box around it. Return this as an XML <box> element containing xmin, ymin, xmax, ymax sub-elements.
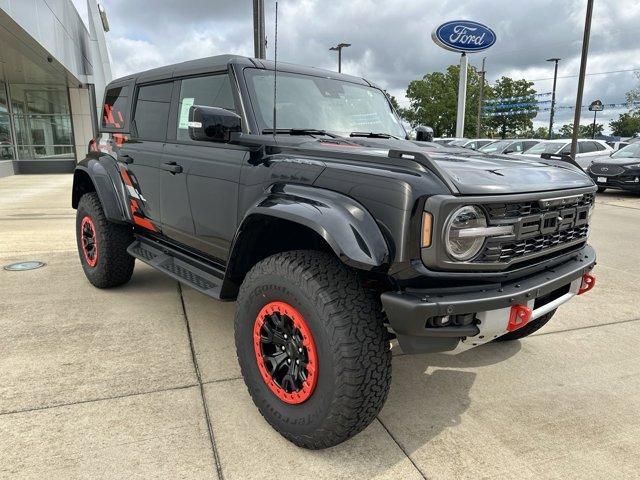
<box><xmin>98</xmin><ymin>0</ymin><xmax>640</xmax><ymax>134</ymax></box>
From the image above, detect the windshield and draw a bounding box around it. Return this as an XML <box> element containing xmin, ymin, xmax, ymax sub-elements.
<box><xmin>244</xmin><ymin>69</ymin><xmax>406</xmax><ymax>138</ymax></box>
<box><xmin>524</xmin><ymin>141</ymin><xmax>564</xmax><ymax>155</ymax></box>
<box><xmin>479</xmin><ymin>140</ymin><xmax>509</xmax><ymax>153</ymax></box>
<box><xmin>611</xmin><ymin>143</ymin><xmax>640</xmax><ymax>159</ymax></box>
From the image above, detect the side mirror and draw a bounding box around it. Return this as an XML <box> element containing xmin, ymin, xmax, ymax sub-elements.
<box><xmin>188</xmin><ymin>105</ymin><xmax>241</xmax><ymax>143</ymax></box>
<box><xmin>503</xmin><ymin>149</ymin><xmax>514</xmax><ymax>154</ymax></box>
<box><xmin>413</xmin><ymin>125</ymin><xmax>434</xmax><ymax>142</ymax></box>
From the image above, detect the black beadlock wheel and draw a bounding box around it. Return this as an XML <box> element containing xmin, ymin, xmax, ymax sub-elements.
<box><xmin>76</xmin><ymin>192</ymin><xmax>135</xmax><ymax>288</ymax></box>
<box><xmin>234</xmin><ymin>250</ymin><xmax>392</xmax><ymax>449</ymax></box>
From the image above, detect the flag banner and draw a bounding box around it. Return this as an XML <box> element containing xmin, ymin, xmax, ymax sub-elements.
<box><xmin>484</xmin><ymin>92</ymin><xmax>552</xmax><ymax>104</ymax></box>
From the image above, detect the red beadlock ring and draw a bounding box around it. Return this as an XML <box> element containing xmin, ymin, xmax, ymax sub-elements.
<box><xmin>253</xmin><ymin>301</ymin><xmax>318</xmax><ymax>404</ymax></box>
<box><xmin>80</xmin><ymin>215</ymin><xmax>99</xmax><ymax>267</ymax></box>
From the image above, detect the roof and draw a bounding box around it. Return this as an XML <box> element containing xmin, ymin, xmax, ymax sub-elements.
<box><xmin>108</xmin><ymin>54</ymin><xmax>370</xmax><ymax>87</ymax></box>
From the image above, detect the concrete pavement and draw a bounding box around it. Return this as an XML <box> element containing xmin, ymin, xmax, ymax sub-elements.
<box><xmin>1</xmin><ymin>174</ymin><xmax>639</xmax><ymax>479</ymax></box>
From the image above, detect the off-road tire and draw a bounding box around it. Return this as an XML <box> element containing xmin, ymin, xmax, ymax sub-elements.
<box><xmin>76</xmin><ymin>192</ymin><xmax>135</xmax><ymax>288</ymax></box>
<box><xmin>494</xmin><ymin>309</ymin><xmax>556</xmax><ymax>341</ymax></box>
<box><xmin>234</xmin><ymin>250</ymin><xmax>392</xmax><ymax>449</ymax></box>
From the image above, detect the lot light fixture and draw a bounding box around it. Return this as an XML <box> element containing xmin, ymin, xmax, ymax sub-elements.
<box><xmin>329</xmin><ymin>43</ymin><xmax>351</xmax><ymax>73</ymax></box>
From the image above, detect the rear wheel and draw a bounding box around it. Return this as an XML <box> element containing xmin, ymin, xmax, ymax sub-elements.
<box><xmin>76</xmin><ymin>192</ymin><xmax>135</xmax><ymax>288</ymax></box>
<box><xmin>235</xmin><ymin>250</ymin><xmax>391</xmax><ymax>449</ymax></box>
<box><xmin>495</xmin><ymin>310</ymin><xmax>556</xmax><ymax>341</ymax></box>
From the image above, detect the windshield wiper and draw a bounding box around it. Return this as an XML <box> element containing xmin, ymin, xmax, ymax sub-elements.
<box><xmin>350</xmin><ymin>131</ymin><xmax>400</xmax><ymax>139</ymax></box>
<box><xmin>262</xmin><ymin>128</ymin><xmax>342</xmax><ymax>138</ymax></box>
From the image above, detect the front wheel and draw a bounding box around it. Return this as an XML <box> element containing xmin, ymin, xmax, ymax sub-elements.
<box><xmin>234</xmin><ymin>250</ymin><xmax>391</xmax><ymax>449</ymax></box>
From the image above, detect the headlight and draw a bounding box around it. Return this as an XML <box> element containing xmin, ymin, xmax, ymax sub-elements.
<box><xmin>445</xmin><ymin>206</ymin><xmax>488</xmax><ymax>261</ymax></box>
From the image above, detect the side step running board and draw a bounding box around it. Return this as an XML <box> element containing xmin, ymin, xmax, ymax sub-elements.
<box><xmin>127</xmin><ymin>237</ymin><xmax>224</xmax><ymax>299</ymax></box>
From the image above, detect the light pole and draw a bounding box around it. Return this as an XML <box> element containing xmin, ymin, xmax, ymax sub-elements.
<box><xmin>329</xmin><ymin>43</ymin><xmax>351</xmax><ymax>73</ymax></box>
<box><xmin>546</xmin><ymin>58</ymin><xmax>561</xmax><ymax>139</ymax></box>
<box><xmin>476</xmin><ymin>57</ymin><xmax>486</xmax><ymax>138</ymax></box>
<box><xmin>253</xmin><ymin>0</ymin><xmax>266</xmax><ymax>59</ymax></box>
<box><xmin>570</xmin><ymin>0</ymin><xmax>594</xmax><ymax>160</ymax></box>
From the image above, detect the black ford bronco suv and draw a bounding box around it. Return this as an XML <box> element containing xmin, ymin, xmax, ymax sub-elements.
<box><xmin>72</xmin><ymin>55</ymin><xmax>597</xmax><ymax>449</ymax></box>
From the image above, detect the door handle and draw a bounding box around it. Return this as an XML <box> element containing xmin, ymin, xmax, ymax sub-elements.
<box><xmin>161</xmin><ymin>162</ymin><xmax>183</xmax><ymax>174</ymax></box>
<box><xmin>118</xmin><ymin>154</ymin><xmax>133</xmax><ymax>164</ymax></box>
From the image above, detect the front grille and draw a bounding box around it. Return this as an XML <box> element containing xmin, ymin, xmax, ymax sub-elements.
<box><xmin>484</xmin><ymin>193</ymin><xmax>594</xmax><ymax>219</ymax></box>
<box><xmin>480</xmin><ymin>225</ymin><xmax>589</xmax><ymax>263</ymax></box>
<box><xmin>589</xmin><ymin>164</ymin><xmax>625</xmax><ymax>176</ymax></box>
<box><xmin>475</xmin><ymin>193</ymin><xmax>594</xmax><ymax>265</ymax></box>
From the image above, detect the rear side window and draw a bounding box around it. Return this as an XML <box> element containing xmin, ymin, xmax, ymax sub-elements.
<box><xmin>176</xmin><ymin>74</ymin><xmax>236</xmax><ymax>142</ymax></box>
<box><xmin>102</xmin><ymin>85</ymin><xmax>129</xmax><ymax>130</ymax></box>
<box><xmin>579</xmin><ymin>141</ymin><xmax>597</xmax><ymax>154</ymax></box>
<box><xmin>133</xmin><ymin>82</ymin><xmax>173</xmax><ymax>141</ymax></box>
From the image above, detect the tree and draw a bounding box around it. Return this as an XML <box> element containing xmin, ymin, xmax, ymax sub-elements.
<box><xmin>520</xmin><ymin>126</ymin><xmax>548</xmax><ymax>139</ymax></box>
<box><xmin>403</xmin><ymin>65</ymin><xmax>489</xmax><ymax>137</ymax></box>
<box><xmin>557</xmin><ymin>123</ymin><xmax>604</xmax><ymax>138</ymax></box>
<box><xmin>483</xmin><ymin>77</ymin><xmax>537</xmax><ymax>139</ymax></box>
<box><xmin>385</xmin><ymin>92</ymin><xmax>401</xmax><ymax>112</ymax></box>
<box><xmin>610</xmin><ymin>112</ymin><xmax>640</xmax><ymax>137</ymax></box>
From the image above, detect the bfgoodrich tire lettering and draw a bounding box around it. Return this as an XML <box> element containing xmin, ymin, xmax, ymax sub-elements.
<box><xmin>76</xmin><ymin>192</ymin><xmax>135</xmax><ymax>288</ymax></box>
<box><xmin>234</xmin><ymin>250</ymin><xmax>391</xmax><ymax>449</ymax></box>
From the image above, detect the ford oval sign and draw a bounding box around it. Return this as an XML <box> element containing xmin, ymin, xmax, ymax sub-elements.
<box><xmin>432</xmin><ymin>20</ymin><xmax>496</xmax><ymax>53</ymax></box>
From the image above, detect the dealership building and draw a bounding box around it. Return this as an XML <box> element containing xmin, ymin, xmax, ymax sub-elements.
<box><xmin>0</xmin><ymin>0</ymin><xmax>111</xmax><ymax>177</ymax></box>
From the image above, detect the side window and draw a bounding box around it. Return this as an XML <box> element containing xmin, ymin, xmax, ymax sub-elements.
<box><xmin>102</xmin><ymin>85</ymin><xmax>129</xmax><ymax>130</ymax></box>
<box><xmin>133</xmin><ymin>82</ymin><xmax>173</xmax><ymax>141</ymax></box>
<box><xmin>511</xmin><ymin>142</ymin><xmax>523</xmax><ymax>152</ymax></box>
<box><xmin>559</xmin><ymin>143</ymin><xmax>571</xmax><ymax>155</ymax></box>
<box><xmin>579</xmin><ymin>141</ymin><xmax>597</xmax><ymax>154</ymax></box>
<box><xmin>524</xmin><ymin>141</ymin><xmax>538</xmax><ymax>150</ymax></box>
<box><xmin>176</xmin><ymin>74</ymin><xmax>236</xmax><ymax>142</ymax></box>
<box><xmin>593</xmin><ymin>142</ymin><xmax>606</xmax><ymax>151</ymax></box>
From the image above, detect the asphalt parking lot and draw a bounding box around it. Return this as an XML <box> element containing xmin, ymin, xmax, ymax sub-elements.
<box><xmin>1</xmin><ymin>174</ymin><xmax>639</xmax><ymax>479</ymax></box>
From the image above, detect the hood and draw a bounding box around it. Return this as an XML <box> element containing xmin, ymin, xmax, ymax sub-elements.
<box><xmin>281</xmin><ymin>135</ymin><xmax>594</xmax><ymax>195</ymax></box>
<box><xmin>592</xmin><ymin>154</ymin><xmax>640</xmax><ymax>166</ymax></box>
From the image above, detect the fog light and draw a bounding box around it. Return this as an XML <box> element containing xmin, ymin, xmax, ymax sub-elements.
<box><xmin>578</xmin><ymin>273</ymin><xmax>596</xmax><ymax>295</ymax></box>
<box><xmin>507</xmin><ymin>305</ymin><xmax>532</xmax><ymax>332</ymax></box>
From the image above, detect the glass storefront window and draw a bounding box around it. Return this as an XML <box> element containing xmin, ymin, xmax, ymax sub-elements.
<box><xmin>10</xmin><ymin>85</ymin><xmax>70</xmax><ymax>115</ymax></box>
<box><xmin>7</xmin><ymin>84</ymin><xmax>74</xmax><ymax>160</ymax></box>
<box><xmin>0</xmin><ymin>85</ymin><xmax>7</xmax><ymax>113</ymax></box>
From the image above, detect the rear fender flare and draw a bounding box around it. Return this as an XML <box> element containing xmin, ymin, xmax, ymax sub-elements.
<box><xmin>72</xmin><ymin>156</ymin><xmax>130</xmax><ymax>223</ymax></box>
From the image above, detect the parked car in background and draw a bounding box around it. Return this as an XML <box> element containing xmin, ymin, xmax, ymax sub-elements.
<box><xmin>588</xmin><ymin>143</ymin><xmax>640</xmax><ymax>193</ymax></box>
<box><xmin>433</xmin><ymin>137</ymin><xmax>466</xmax><ymax>146</ymax></box>
<box><xmin>519</xmin><ymin>139</ymin><xmax>613</xmax><ymax>169</ymax></box>
<box><xmin>479</xmin><ymin>139</ymin><xmax>540</xmax><ymax>155</ymax></box>
<box><xmin>605</xmin><ymin>141</ymin><xmax>629</xmax><ymax>150</ymax></box>
<box><xmin>450</xmin><ymin>138</ymin><xmax>495</xmax><ymax>150</ymax></box>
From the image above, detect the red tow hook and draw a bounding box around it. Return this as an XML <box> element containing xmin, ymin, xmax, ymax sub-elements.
<box><xmin>578</xmin><ymin>273</ymin><xmax>596</xmax><ymax>295</ymax></box>
<box><xmin>507</xmin><ymin>305</ymin><xmax>533</xmax><ymax>332</ymax></box>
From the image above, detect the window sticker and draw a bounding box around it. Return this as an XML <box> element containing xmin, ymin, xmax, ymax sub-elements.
<box><xmin>178</xmin><ymin>97</ymin><xmax>195</xmax><ymax>129</ymax></box>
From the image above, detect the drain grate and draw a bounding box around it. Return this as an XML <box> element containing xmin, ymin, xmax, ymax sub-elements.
<box><xmin>3</xmin><ymin>261</ymin><xmax>46</xmax><ymax>271</ymax></box>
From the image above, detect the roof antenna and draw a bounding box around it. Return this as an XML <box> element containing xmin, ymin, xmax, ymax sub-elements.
<box><xmin>272</xmin><ymin>0</ymin><xmax>278</xmax><ymax>140</ymax></box>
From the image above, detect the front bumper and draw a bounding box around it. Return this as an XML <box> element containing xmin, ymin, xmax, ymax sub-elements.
<box><xmin>589</xmin><ymin>173</ymin><xmax>640</xmax><ymax>192</ymax></box>
<box><xmin>381</xmin><ymin>245</ymin><xmax>596</xmax><ymax>353</ymax></box>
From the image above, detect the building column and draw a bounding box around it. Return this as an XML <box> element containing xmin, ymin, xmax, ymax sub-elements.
<box><xmin>69</xmin><ymin>87</ymin><xmax>96</xmax><ymax>162</ymax></box>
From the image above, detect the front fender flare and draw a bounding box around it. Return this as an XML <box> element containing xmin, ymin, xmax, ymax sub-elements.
<box><xmin>235</xmin><ymin>184</ymin><xmax>389</xmax><ymax>270</ymax></box>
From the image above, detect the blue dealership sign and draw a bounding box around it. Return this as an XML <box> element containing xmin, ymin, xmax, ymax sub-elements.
<box><xmin>432</xmin><ymin>20</ymin><xmax>496</xmax><ymax>53</ymax></box>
